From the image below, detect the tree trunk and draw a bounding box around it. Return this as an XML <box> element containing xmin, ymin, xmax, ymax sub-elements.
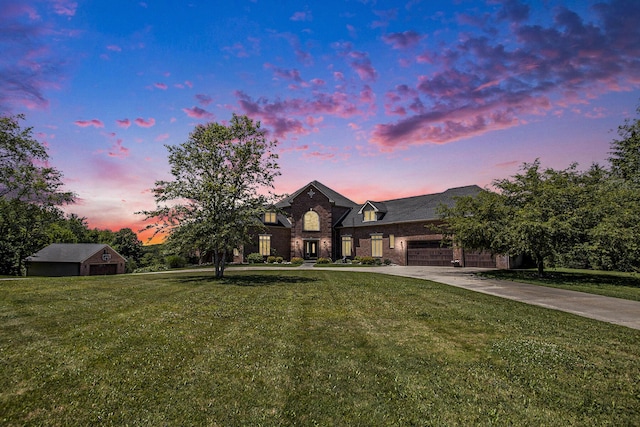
<box><xmin>219</xmin><ymin>249</ymin><xmax>227</xmax><ymax>278</ymax></box>
<box><xmin>536</xmin><ymin>257</ymin><xmax>545</xmax><ymax>277</ymax></box>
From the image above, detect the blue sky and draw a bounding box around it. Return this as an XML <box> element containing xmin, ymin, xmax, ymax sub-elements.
<box><xmin>1</xmin><ymin>0</ymin><xmax>639</xmax><ymax>242</ymax></box>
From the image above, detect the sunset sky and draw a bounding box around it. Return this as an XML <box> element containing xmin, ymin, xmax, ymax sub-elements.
<box><xmin>2</xmin><ymin>0</ymin><xmax>639</xmax><ymax>242</ymax></box>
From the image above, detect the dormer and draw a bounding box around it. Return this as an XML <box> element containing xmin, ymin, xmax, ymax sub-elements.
<box><xmin>358</xmin><ymin>201</ymin><xmax>387</xmax><ymax>222</ymax></box>
<box><xmin>263</xmin><ymin>211</ymin><xmax>277</xmax><ymax>224</ymax></box>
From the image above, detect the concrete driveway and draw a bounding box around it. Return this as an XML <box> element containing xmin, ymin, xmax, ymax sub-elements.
<box><xmin>315</xmin><ymin>265</ymin><xmax>640</xmax><ymax>330</ymax></box>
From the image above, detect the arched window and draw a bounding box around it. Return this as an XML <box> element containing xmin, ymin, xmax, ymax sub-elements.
<box><xmin>303</xmin><ymin>210</ymin><xmax>320</xmax><ymax>231</ymax></box>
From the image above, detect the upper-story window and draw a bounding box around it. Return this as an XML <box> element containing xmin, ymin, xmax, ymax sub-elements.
<box><xmin>264</xmin><ymin>211</ymin><xmax>277</xmax><ymax>224</ymax></box>
<box><xmin>303</xmin><ymin>210</ymin><xmax>320</xmax><ymax>231</ymax></box>
<box><xmin>363</xmin><ymin>208</ymin><xmax>377</xmax><ymax>222</ymax></box>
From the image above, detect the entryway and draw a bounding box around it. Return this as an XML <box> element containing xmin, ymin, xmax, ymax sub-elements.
<box><xmin>303</xmin><ymin>240</ymin><xmax>319</xmax><ymax>260</ymax></box>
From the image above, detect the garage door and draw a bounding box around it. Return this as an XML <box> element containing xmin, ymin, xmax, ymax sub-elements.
<box><xmin>463</xmin><ymin>250</ymin><xmax>496</xmax><ymax>268</ymax></box>
<box><xmin>407</xmin><ymin>241</ymin><xmax>453</xmax><ymax>266</ymax></box>
<box><xmin>89</xmin><ymin>264</ymin><xmax>118</xmax><ymax>275</ymax></box>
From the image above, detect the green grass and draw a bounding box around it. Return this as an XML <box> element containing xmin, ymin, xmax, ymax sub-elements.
<box><xmin>1</xmin><ymin>270</ymin><xmax>639</xmax><ymax>426</ymax></box>
<box><xmin>479</xmin><ymin>268</ymin><xmax>640</xmax><ymax>301</ymax></box>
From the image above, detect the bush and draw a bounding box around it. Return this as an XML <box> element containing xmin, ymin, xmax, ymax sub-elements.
<box><xmin>359</xmin><ymin>256</ymin><xmax>376</xmax><ymax>265</ymax></box>
<box><xmin>291</xmin><ymin>257</ymin><xmax>304</xmax><ymax>265</ymax></box>
<box><xmin>247</xmin><ymin>253</ymin><xmax>264</xmax><ymax>264</ymax></box>
<box><xmin>316</xmin><ymin>257</ymin><xmax>332</xmax><ymax>264</ymax></box>
<box><xmin>267</xmin><ymin>256</ymin><xmax>277</xmax><ymax>264</ymax></box>
<box><xmin>133</xmin><ymin>264</ymin><xmax>168</xmax><ymax>273</ymax></box>
<box><xmin>384</xmin><ymin>259</ymin><xmax>392</xmax><ymax>265</ymax></box>
<box><xmin>165</xmin><ymin>255</ymin><xmax>187</xmax><ymax>269</ymax></box>
<box><xmin>276</xmin><ymin>256</ymin><xmax>284</xmax><ymax>263</ymax></box>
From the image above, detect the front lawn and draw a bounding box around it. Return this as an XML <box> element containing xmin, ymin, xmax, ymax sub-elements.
<box><xmin>479</xmin><ymin>268</ymin><xmax>640</xmax><ymax>301</ymax></box>
<box><xmin>1</xmin><ymin>270</ymin><xmax>638</xmax><ymax>425</ymax></box>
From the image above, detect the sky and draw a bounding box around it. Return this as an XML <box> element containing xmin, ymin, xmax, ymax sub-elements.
<box><xmin>1</xmin><ymin>0</ymin><xmax>639</xmax><ymax>243</ymax></box>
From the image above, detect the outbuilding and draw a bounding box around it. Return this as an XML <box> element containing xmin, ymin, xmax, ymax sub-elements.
<box><xmin>26</xmin><ymin>243</ymin><xmax>126</xmax><ymax>276</ymax></box>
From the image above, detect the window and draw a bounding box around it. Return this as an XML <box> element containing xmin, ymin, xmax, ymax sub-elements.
<box><xmin>371</xmin><ymin>234</ymin><xmax>383</xmax><ymax>257</ymax></box>
<box><xmin>389</xmin><ymin>234</ymin><xmax>395</xmax><ymax>249</ymax></box>
<box><xmin>363</xmin><ymin>208</ymin><xmax>377</xmax><ymax>222</ymax></box>
<box><xmin>341</xmin><ymin>236</ymin><xmax>352</xmax><ymax>257</ymax></box>
<box><xmin>303</xmin><ymin>210</ymin><xmax>320</xmax><ymax>231</ymax></box>
<box><xmin>259</xmin><ymin>235</ymin><xmax>271</xmax><ymax>256</ymax></box>
<box><xmin>264</xmin><ymin>211</ymin><xmax>277</xmax><ymax>224</ymax></box>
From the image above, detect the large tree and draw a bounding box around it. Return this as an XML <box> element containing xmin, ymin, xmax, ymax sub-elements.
<box><xmin>441</xmin><ymin>160</ymin><xmax>598</xmax><ymax>276</ymax></box>
<box><xmin>0</xmin><ymin>115</ymin><xmax>75</xmax><ymax>275</ymax></box>
<box><xmin>140</xmin><ymin>114</ymin><xmax>280</xmax><ymax>278</ymax></box>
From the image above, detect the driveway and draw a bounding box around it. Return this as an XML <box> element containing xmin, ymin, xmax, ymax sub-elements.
<box><xmin>315</xmin><ymin>265</ymin><xmax>640</xmax><ymax>330</ymax></box>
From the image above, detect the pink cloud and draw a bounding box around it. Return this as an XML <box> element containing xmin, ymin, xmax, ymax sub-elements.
<box><xmin>74</xmin><ymin>119</ymin><xmax>104</xmax><ymax>128</ymax></box>
<box><xmin>52</xmin><ymin>0</ymin><xmax>77</xmax><ymax>16</ymax></box>
<box><xmin>155</xmin><ymin>133</ymin><xmax>170</xmax><ymax>142</ymax></box>
<box><xmin>290</xmin><ymin>11</ymin><xmax>312</xmax><ymax>22</ymax></box>
<box><xmin>333</xmin><ymin>42</ymin><xmax>377</xmax><ymax>82</ymax></box>
<box><xmin>382</xmin><ymin>30</ymin><xmax>423</xmax><ymax>49</ymax></box>
<box><xmin>107</xmin><ymin>45</ymin><xmax>122</xmax><ymax>52</ymax></box>
<box><xmin>195</xmin><ymin>94</ymin><xmax>213</xmax><ymax>106</ymax></box>
<box><xmin>116</xmin><ymin>118</ymin><xmax>131</xmax><ymax>129</ymax></box>
<box><xmin>134</xmin><ymin>117</ymin><xmax>155</xmax><ymax>127</ymax></box>
<box><xmin>235</xmin><ymin>89</ymin><xmax>367</xmax><ymax>138</ymax></box>
<box><xmin>154</xmin><ymin>82</ymin><xmax>168</xmax><ymax>90</ymax></box>
<box><xmin>108</xmin><ymin>139</ymin><xmax>129</xmax><ymax>158</ymax></box>
<box><xmin>182</xmin><ymin>106</ymin><xmax>214</xmax><ymax>120</ymax></box>
<box><xmin>370</xmin><ymin>0</ymin><xmax>640</xmax><ymax>150</ymax></box>
<box><xmin>184</xmin><ymin>80</ymin><xmax>193</xmax><ymax>88</ymax></box>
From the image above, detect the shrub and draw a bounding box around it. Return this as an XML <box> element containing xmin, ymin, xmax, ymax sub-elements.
<box><xmin>384</xmin><ymin>259</ymin><xmax>392</xmax><ymax>265</ymax></box>
<box><xmin>359</xmin><ymin>256</ymin><xmax>376</xmax><ymax>265</ymax></box>
<box><xmin>276</xmin><ymin>256</ymin><xmax>284</xmax><ymax>263</ymax></box>
<box><xmin>291</xmin><ymin>257</ymin><xmax>304</xmax><ymax>265</ymax></box>
<box><xmin>267</xmin><ymin>256</ymin><xmax>277</xmax><ymax>264</ymax></box>
<box><xmin>165</xmin><ymin>255</ymin><xmax>187</xmax><ymax>269</ymax></box>
<box><xmin>316</xmin><ymin>257</ymin><xmax>332</xmax><ymax>264</ymax></box>
<box><xmin>247</xmin><ymin>253</ymin><xmax>264</xmax><ymax>264</ymax></box>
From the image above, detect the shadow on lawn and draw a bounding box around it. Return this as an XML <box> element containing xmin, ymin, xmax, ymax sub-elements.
<box><xmin>177</xmin><ymin>274</ymin><xmax>318</xmax><ymax>287</ymax></box>
<box><xmin>483</xmin><ymin>269</ymin><xmax>640</xmax><ymax>288</ymax></box>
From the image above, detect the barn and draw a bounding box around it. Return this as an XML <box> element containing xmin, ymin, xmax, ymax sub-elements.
<box><xmin>26</xmin><ymin>244</ymin><xmax>126</xmax><ymax>276</ymax></box>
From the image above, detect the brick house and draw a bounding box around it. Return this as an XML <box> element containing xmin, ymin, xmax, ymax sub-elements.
<box><xmin>26</xmin><ymin>243</ymin><xmax>126</xmax><ymax>276</ymax></box>
<box><xmin>240</xmin><ymin>181</ymin><xmax>511</xmax><ymax>268</ymax></box>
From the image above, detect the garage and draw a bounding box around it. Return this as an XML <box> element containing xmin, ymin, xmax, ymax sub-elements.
<box><xmin>407</xmin><ymin>241</ymin><xmax>453</xmax><ymax>266</ymax></box>
<box><xmin>26</xmin><ymin>243</ymin><xmax>126</xmax><ymax>276</ymax></box>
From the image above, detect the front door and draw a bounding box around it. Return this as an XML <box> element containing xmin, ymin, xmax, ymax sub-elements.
<box><xmin>304</xmin><ymin>240</ymin><xmax>318</xmax><ymax>260</ymax></box>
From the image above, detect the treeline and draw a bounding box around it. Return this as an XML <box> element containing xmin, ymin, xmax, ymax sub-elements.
<box><xmin>441</xmin><ymin>105</ymin><xmax>640</xmax><ymax>275</ymax></box>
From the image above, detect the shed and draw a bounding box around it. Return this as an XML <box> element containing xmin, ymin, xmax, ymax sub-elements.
<box><xmin>26</xmin><ymin>244</ymin><xmax>126</xmax><ymax>276</ymax></box>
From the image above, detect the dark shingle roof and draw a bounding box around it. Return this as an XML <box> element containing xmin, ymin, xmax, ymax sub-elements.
<box><xmin>276</xmin><ymin>180</ymin><xmax>358</xmax><ymax>209</ymax></box>
<box><xmin>26</xmin><ymin>244</ymin><xmax>122</xmax><ymax>263</ymax></box>
<box><xmin>339</xmin><ymin>185</ymin><xmax>483</xmax><ymax>227</ymax></box>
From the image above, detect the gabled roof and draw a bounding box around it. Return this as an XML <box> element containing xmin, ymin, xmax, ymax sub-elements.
<box><xmin>276</xmin><ymin>180</ymin><xmax>358</xmax><ymax>209</ymax></box>
<box><xmin>340</xmin><ymin>185</ymin><xmax>484</xmax><ymax>227</ymax></box>
<box><xmin>358</xmin><ymin>201</ymin><xmax>387</xmax><ymax>214</ymax></box>
<box><xmin>26</xmin><ymin>244</ymin><xmax>124</xmax><ymax>263</ymax></box>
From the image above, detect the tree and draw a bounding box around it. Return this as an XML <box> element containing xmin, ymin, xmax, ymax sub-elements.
<box><xmin>1</xmin><ymin>115</ymin><xmax>73</xmax><ymax>205</ymax></box>
<box><xmin>608</xmin><ymin>104</ymin><xmax>640</xmax><ymax>185</ymax></box>
<box><xmin>139</xmin><ymin>114</ymin><xmax>280</xmax><ymax>278</ymax></box>
<box><xmin>0</xmin><ymin>115</ymin><xmax>75</xmax><ymax>275</ymax></box>
<box><xmin>441</xmin><ymin>160</ymin><xmax>595</xmax><ymax>276</ymax></box>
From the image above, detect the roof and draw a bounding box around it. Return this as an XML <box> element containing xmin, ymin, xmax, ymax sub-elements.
<box><xmin>26</xmin><ymin>244</ymin><xmax>124</xmax><ymax>263</ymax></box>
<box><xmin>276</xmin><ymin>180</ymin><xmax>358</xmax><ymax>209</ymax></box>
<box><xmin>339</xmin><ymin>185</ymin><xmax>484</xmax><ymax>227</ymax></box>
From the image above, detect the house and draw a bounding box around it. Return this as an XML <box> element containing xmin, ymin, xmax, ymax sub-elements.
<box><xmin>25</xmin><ymin>243</ymin><xmax>126</xmax><ymax>276</ymax></box>
<box><xmin>239</xmin><ymin>180</ymin><xmax>510</xmax><ymax>268</ymax></box>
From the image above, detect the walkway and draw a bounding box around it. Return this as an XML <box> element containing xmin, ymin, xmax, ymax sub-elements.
<box><xmin>316</xmin><ymin>265</ymin><xmax>640</xmax><ymax>330</ymax></box>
